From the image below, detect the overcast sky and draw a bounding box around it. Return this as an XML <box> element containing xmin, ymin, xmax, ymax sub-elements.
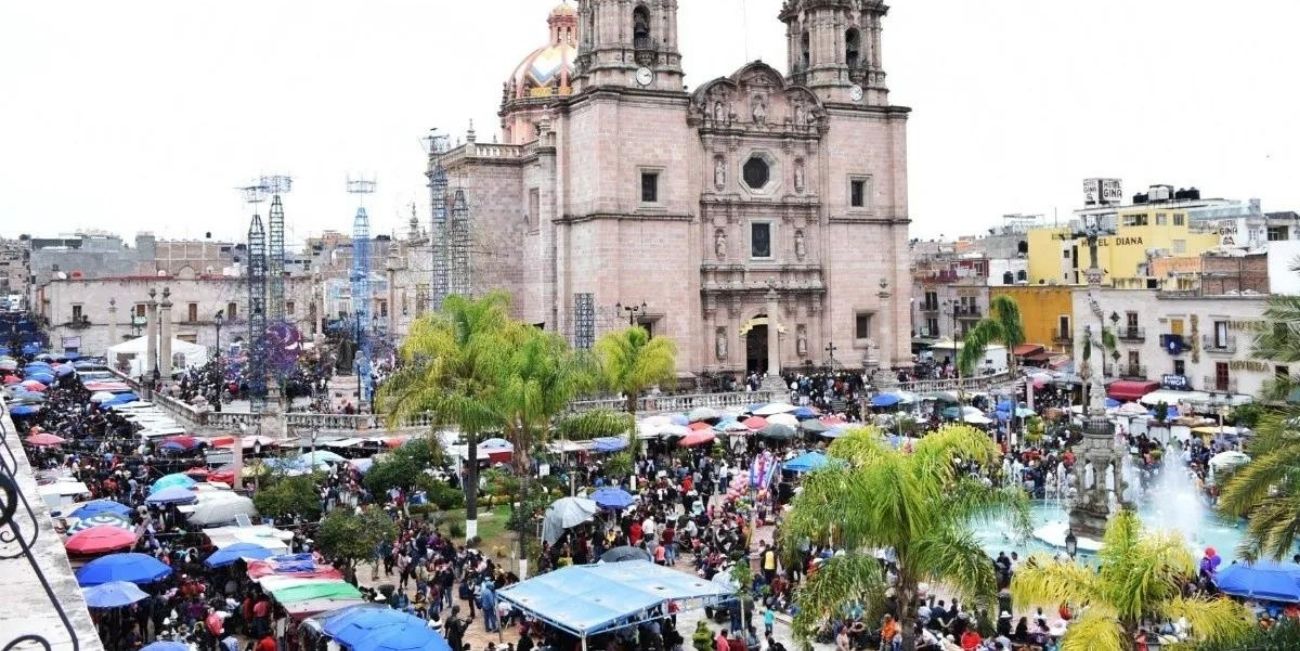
<box><xmin>1</xmin><ymin>0</ymin><xmax>1296</xmax><ymax>244</ymax></box>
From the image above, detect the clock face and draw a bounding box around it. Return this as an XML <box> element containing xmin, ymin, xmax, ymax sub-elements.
<box><xmin>635</xmin><ymin>67</ymin><xmax>654</xmax><ymax>87</ymax></box>
<box><xmin>849</xmin><ymin>85</ymin><xmax>864</xmax><ymax>102</ymax></box>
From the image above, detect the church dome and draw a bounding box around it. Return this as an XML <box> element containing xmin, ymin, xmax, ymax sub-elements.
<box><xmin>507</xmin><ymin>2</ymin><xmax>578</xmax><ymax>100</ymax></box>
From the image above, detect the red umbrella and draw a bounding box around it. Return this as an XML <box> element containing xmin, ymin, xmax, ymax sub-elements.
<box><xmin>208</xmin><ymin>469</ymin><xmax>237</xmax><ymax>486</ymax></box>
<box><xmin>742</xmin><ymin>416</ymin><xmax>768</xmax><ymax>430</ymax></box>
<box><xmin>24</xmin><ymin>433</ymin><xmax>66</xmax><ymax>447</ymax></box>
<box><xmin>184</xmin><ymin>467</ymin><xmax>210</xmax><ymax>479</ymax></box>
<box><xmin>160</xmin><ymin>435</ymin><xmax>199</xmax><ymax>450</ymax></box>
<box><xmin>19</xmin><ymin>380</ymin><xmax>47</xmax><ymax>392</ymax></box>
<box><xmin>65</xmin><ymin>525</ymin><xmax>137</xmax><ymax>555</ymax></box>
<box><xmin>679</xmin><ymin>430</ymin><xmax>717</xmax><ymax>448</ymax></box>
<box><xmin>820</xmin><ymin>415</ymin><xmax>847</xmax><ymax>426</ymax></box>
<box><xmin>205</xmin><ymin>612</ymin><xmax>224</xmax><ymax>636</ymax></box>
<box><xmin>687</xmin><ymin>421</ymin><xmax>712</xmax><ymax>432</ymax></box>
<box><xmin>2</xmin><ymin>375</ymin><xmax>18</xmax><ymax>385</ymax></box>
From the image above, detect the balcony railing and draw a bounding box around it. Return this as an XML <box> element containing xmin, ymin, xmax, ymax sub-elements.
<box><xmin>1201</xmin><ymin>334</ymin><xmax>1238</xmax><ymax>354</ymax></box>
<box><xmin>1201</xmin><ymin>376</ymin><xmax>1238</xmax><ymax>394</ymax></box>
<box><xmin>1117</xmin><ymin>326</ymin><xmax>1146</xmax><ymax>342</ymax></box>
<box><xmin>1118</xmin><ymin>364</ymin><xmax>1148</xmax><ymax>379</ymax></box>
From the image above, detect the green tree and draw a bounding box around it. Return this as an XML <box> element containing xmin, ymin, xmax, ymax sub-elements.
<box><xmin>252</xmin><ymin>474</ymin><xmax>321</xmax><ymax>521</ymax></box>
<box><xmin>1194</xmin><ymin>618</ymin><xmax>1300</xmax><ymax>651</ymax></box>
<box><xmin>958</xmin><ymin>295</ymin><xmax>1026</xmax><ymax>377</ymax></box>
<box><xmin>1012</xmin><ymin>510</ymin><xmax>1250</xmax><ymax>650</ymax></box>
<box><xmin>316</xmin><ymin>507</ymin><xmax>397</xmax><ymax>581</ymax></box>
<box><xmin>782</xmin><ymin>425</ymin><xmax>1028</xmax><ymax>651</ymax></box>
<box><xmin>378</xmin><ymin>291</ymin><xmax>513</xmax><ymax>540</ymax></box>
<box><xmin>595</xmin><ymin>325</ymin><xmax>677</xmax><ymax>444</ymax></box>
<box><xmin>364</xmin><ymin>438</ymin><xmax>450</xmax><ymax>496</ymax></box>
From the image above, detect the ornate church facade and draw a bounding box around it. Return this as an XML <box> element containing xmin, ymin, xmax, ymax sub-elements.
<box><xmin>428</xmin><ymin>0</ymin><xmax>911</xmax><ymax>380</ymax></box>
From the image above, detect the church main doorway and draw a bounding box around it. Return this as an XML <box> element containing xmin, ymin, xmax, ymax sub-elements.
<box><xmin>746</xmin><ymin>324</ymin><xmax>768</xmax><ymax>375</ymax></box>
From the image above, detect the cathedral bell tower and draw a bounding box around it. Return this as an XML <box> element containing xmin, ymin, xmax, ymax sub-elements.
<box><xmin>573</xmin><ymin>0</ymin><xmax>684</xmax><ymax>92</ymax></box>
<box><xmin>779</xmin><ymin>0</ymin><xmax>890</xmax><ymax>105</ymax></box>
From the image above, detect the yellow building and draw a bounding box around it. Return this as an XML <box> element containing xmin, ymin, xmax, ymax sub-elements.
<box><xmin>1026</xmin><ymin>208</ymin><xmax>1219</xmax><ymax>287</ymax></box>
<box><xmin>990</xmin><ymin>285</ymin><xmax>1075</xmax><ymax>353</ymax></box>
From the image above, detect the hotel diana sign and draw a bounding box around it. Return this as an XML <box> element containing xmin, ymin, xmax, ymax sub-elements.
<box><xmin>1053</xmin><ymin>233</ymin><xmax>1145</xmax><ymax>247</ymax></box>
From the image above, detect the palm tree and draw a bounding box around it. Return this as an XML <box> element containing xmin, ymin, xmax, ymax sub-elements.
<box><xmin>781</xmin><ymin>425</ymin><xmax>1028</xmax><ymax>651</ymax></box>
<box><xmin>958</xmin><ymin>294</ymin><xmax>1026</xmax><ymax>378</ymax></box>
<box><xmin>594</xmin><ymin>325</ymin><xmax>677</xmax><ymax>444</ymax></box>
<box><xmin>377</xmin><ymin>291</ymin><xmax>513</xmax><ymax>540</ymax></box>
<box><xmin>1217</xmin><ymin>292</ymin><xmax>1300</xmax><ymax>559</ymax></box>
<box><xmin>1012</xmin><ymin>510</ymin><xmax>1250</xmax><ymax>650</ymax></box>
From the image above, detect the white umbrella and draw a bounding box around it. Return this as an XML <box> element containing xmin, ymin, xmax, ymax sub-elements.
<box><xmin>640</xmin><ymin>415</ymin><xmax>673</xmax><ymax>428</ymax></box>
<box><xmin>656</xmin><ymin>424</ymin><xmax>689</xmax><ymax>437</ymax></box>
<box><xmin>90</xmin><ymin>392</ymin><xmax>115</xmax><ymax>403</ymax></box>
<box><xmin>964</xmin><ymin>414</ymin><xmax>994</xmax><ymax>425</ymax></box>
<box><xmin>717</xmin><ymin>420</ymin><xmax>750</xmax><ymax>433</ymax></box>
<box><xmin>187</xmin><ymin>493</ymin><xmax>257</xmax><ymax>527</ymax></box>
<box><xmin>542</xmin><ymin>497</ymin><xmax>598</xmax><ymax>545</ymax></box>
<box><xmin>1116</xmin><ymin>402</ymin><xmax>1149</xmax><ymax>417</ymax></box>
<box><xmin>688</xmin><ymin>407</ymin><xmax>719</xmax><ymax>422</ymax></box>
<box><xmin>754</xmin><ymin>403</ymin><xmax>798</xmax><ymax>416</ymax></box>
<box><xmin>1208</xmin><ymin>450</ymin><xmax>1251</xmax><ymax>471</ymax></box>
<box><xmin>767</xmin><ymin>413</ymin><xmax>799</xmax><ymax>427</ymax></box>
<box><xmin>961</xmin><ymin>406</ymin><xmax>985</xmax><ymax>419</ymax></box>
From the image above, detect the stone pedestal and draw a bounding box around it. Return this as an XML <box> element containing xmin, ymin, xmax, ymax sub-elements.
<box><xmin>765</xmin><ymin>286</ymin><xmax>781</xmax><ymax>380</ymax></box>
<box><xmin>159</xmin><ymin>289</ymin><xmax>173</xmax><ymax>382</ymax></box>
<box><xmin>145</xmin><ymin>290</ymin><xmax>158</xmax><ymax>392</ymax></box>
<box><xmin>106</xmin><ymin>300</ymin><xmax>118</xmax><ymax>353</ymax></box>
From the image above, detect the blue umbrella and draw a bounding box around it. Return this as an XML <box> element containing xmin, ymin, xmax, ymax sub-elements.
<box><xmin>26</xmin><ymin>372</ymin><xmax>55</xmax><ymax>384</ymax></box>
<box><xmin>870</xmin><ymin>393</ymin><xmax>901</xmax><ymax>408</ymax></box>
<box><xmin>325</xmin><ymin>608</ymin><xmax>450</xmax><ymax>651</ymax></box>
<box><xmin>591</xmin><ymin>437</ymin><xmax>627</xmax><ymax>453</ymax></box>
<box><xmin>204</xmin><ymin>542</ymin><xmax>276</xmax><ymax>569</ymax></box>
<box><xmin>9</xmin><ymin>405</ymin><xmax>40</xmax><ymax>416</ymax></box>
<box><xmin>1104</xmin><ymin>398</ymin><xmax>1121</xmax><ymax>409</ymax></box>
<box><xmin>792</xmin><ymin>406</ymin><xmax>818</xmax><ymax>419</ymax></box>
<box><xmin>76</xmin><ymin>553</ymin><xmax>173</xmax><ymax>586</ymax></box>
<box><xmin>54</xmin><ymin>365</ymin><xmax>75</xmax><ymax>376</ymax></box>
<box><xmin>69</xmin><ymin>500</ymin><xmax>133</xmax><ymax>520</ymax></box>
<box><xmin>669</xmin><ymin>414</ymin><xmax>689</xmax><ymax>426</ymax></box>
<box><xmin>1215</xmin><ymin>561</ymin><xmax>1300</xmax><ymax>603</ymax></box>
<box><xmin>150</xmin><ymin>473</ymin><xmax>196</xmax><ymax>494</ymax></box>
<box><xmin>354</xmin><ymin>624</ymin><xmax>451</xmax><ymax>651</ymax></box>
<box><xmin>83</xmin><ymin>580</ymin><xmax>149</xmax><ymax>608</ymax></box>
<box><xmin>784</xmin><ymin>451</ymin><xmax>829</xmax><ymax>473</ymax></box>
<box><xmin>146</xmin><ymin>486</ymin><xmax>197</xmax><ymax>505</ymax></box>
<box><xmin>591</xmin><ymin>486</ymin><xmax>636</xmax><ymax>510</ymax></box>
<box><xmin>140</xmin><ymin>642</ymin><xmax>189</xmax><ymax>651</ymax></box>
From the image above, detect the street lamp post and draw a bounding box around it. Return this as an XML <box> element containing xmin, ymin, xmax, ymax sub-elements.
<box><xmin>1065</xmin><ymin>529</ymin><xmax>1078</xmax><ymax>560</ymax></box>
<box><xmin>615</xmin><ymin>301</ymin><xmax>647</xmax><ymax>326</ymax></box>
<box><xmin>214</xmin><ymin>310</ymin><xmax>224</xmax><ymax>412</ymax></box>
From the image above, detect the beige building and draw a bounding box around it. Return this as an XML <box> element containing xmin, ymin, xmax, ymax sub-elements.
<box><xmin>430</xmin><ymin>0</ymin><xmax>912</xmax><ymax>378</ymax></box>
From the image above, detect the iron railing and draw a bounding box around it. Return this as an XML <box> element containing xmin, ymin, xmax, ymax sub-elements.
<box><xmin>1201</xmin><ymin>334</ymin><xmax>1238</xmax><ymax>354</ymax></box>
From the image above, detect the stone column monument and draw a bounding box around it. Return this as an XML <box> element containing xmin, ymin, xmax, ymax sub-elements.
<box><xmin>145</xmin><ymin>289</ymin><xmax>158</xmax><ymax>388</ymax></box>
<box><xmin>158</xmin><ymin>287</ymin><xmax>173</xmax><ymax>382</ymax></box>
<box><xmin>762</xmin><ymin>283</ymin><xmax>786</xmax><ymax>392</ymax></box>
<box><xmin>106</xmin><ymin>299</ymin><xmax>118</xmax><ymax>353</ymax></box>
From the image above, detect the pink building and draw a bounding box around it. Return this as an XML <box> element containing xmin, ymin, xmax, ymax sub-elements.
<box><xmin>429</xmin><ymin>0</ymin><xmax>912</xmax><ymax>380</ymax></box>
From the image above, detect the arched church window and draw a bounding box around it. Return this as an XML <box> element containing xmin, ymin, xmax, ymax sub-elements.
<box><xmin>633</xmin><ymin>6</ymin><xmax>651</xmax><ymax>49</ymax></box>
<box><xmin>846</xmin><ymin>28</ymin><xmax>861</xmax><ymax>68</ymax></box>
<box><xmin>800</xmin><ymin>31</ymin><xmax>810</xmax><ymax>70</ymax></box>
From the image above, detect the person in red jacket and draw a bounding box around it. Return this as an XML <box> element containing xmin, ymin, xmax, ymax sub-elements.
<box><xmin>256</xmin><ymin>633</ymin><xmax>277</xmax><ymax>651</ymax></box>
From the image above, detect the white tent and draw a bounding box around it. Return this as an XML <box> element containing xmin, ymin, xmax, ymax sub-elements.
<box><xmin>108</xmin><ymin>336</ymin><xmax>209</xmax><ymax>377</ymax></box>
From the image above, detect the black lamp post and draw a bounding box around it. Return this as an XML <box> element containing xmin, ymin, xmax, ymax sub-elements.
<box><xmin>213</xmin><ymin>310</ymin><xmax>224</xmax><ymax>412</ymax></box>
<box><xmin>616</xmin><ymin>301</ymin><xmax>647</xmax><ymax>326</ymax></box>
<box><xmin>1065</xmin><ymin>529</ymin><xmax>1078</xmax><ymax>559</ymax></box>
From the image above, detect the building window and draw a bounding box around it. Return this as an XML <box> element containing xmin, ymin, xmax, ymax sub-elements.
<box><xmin>855</xmin><ymin>313</ymin><xmax>872</xmax><ymax>340</ymax></box>
<box><xmin>743</xmin><ymin>156</ymin><xmax>770</xmax><ymax>190</ymax></box>
<box><xmin>1172</xmin><ymin>239</ymin><xmax>1186</xmax><ymax>254</ymax></box>
<box><xmin>1122</xmin><ymin>213</ymin><xmax>1149</xmax><ymax>227</ymax></box>
<box><xmin>1155</xmin><ymin>213</ymin><xmax>1168</xmax><ymax>226</ymax></box>
<box><xmin>640</xmin><ymin>171</ymin><xmax>659</xmax><ymax>204</ymax></box>
<box><xmin>1016</xmin><ymin>269</ymin><xmax>1027</xmax><ymax>282</ymax></box>
<box><xmin>632</xmin><ymin>5</ymin><xmax>651</xmax><ymax>49</ymax></box>
<box><xmin>924</xmin><ymin>291</ymin><xmax>937</xmax><ymax>310</ymax></box>
<box><xmin>1173</xmin><ymin>214</ymin><xmax>1185</xmax><ymax>226</ymax></box>
<box><xmin>286</xmin><ymin>301</ymin><xmax>295</xmax><ymax>316</ymax></box>
<box><xmin>187</xmin><ymin>303</ymin><xmax>198</xmax><ymax>323</ymax></box>
<box><xmin>1214</xmin><ymin>320</ymin><xmax>1228</xmax><ymax>348</ymax></box>
<box><xmin>1215</xmin><ymin>361</ymin><xmax>1230</xmax><ymax>391</ymax></box>
<box><xmin>135</xmin><ymin>304</ymin><xmax>146</xmax><ymax>318</ymax></box>
<box><xmin>1173</xmin><ymin>359</ymin><xmax>1185</xmax><ymax>376</ymax></box>
<box><xmin>227</xmin><ymin>302</ymin><xmax>237</xmax><ymax>320</ymax></box>
<box><xmin>849</xmin><ymin>177</ymin><xmax>871</xmax><ymax>208</ymax></box>
<box><xmin>528</xmin><ymin>188</ymin><xmax>540</xmax><ymax>230</ymax></box>
<box><xmin>71</xmin><ymin>305</ymin><xmax>83</xmax><ymax>322</ymax></box>
<box><xmin>378</xmin><ymin>300</ymin><xmax>388</xmax><ymax>318</ymax></box>
<box><xmin>1268</xmin><ymin>226</ymin><xmax>1288</xmax><ymax>241</ymax></box>
<box><xmin>845</xmin><ymin>28</ymin><xmax>861</xmax><ymax>68</ymax></box>
<box><xmin>925</xmin><ymin>318</ymin><xmax>939</xmax><ymax>337</ymax></box>
<box><xmin>800</xmin><ymin>32</ymin><xmax>810</xmax><ymax>69</ymax></box>
<box><xmin>750</xmin><ymin>222</ymin><xmax>773</xmax><ymax>259</ymax></box>
<box><xmin>1062</xmin><ymin>248</ymin><xmax>1071</xmax><ymax>259</ymax></box>
<box><xmin>1058</xmin><ymin>315</ymin><xmax>1070</xmax><ymax>340</ymax></box>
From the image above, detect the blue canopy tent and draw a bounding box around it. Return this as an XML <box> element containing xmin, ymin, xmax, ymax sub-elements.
<box><xmin>69</xmin><ymin>500</ymin><xmax>132</xmax><ymax>520</ymax></box>
<box><xmin>784</xmin><ymin>451</ymin><xmax>830</xmax><ymax>473</ymax></box>
<box><xmin>591</xmin><ymin>437</ymin><xmax>627</xmax><ymax>454</ymax></box>
<box><xmin>322</xmin><ymin>607</ymin><xmax>451</xmax><ymax>651</ymax></box>
<box><xmin>76</xmin><ymin>553</ymin><xmax>173</xmax><ymax>586</ymax></box>
<box><xmin>591</xmin><ymin>487</ymin><xmax>636</xmax><ymax>510</ymax></box>
<box><xmin>869</xmin><ymin>394</ymin><xmax>901</xmax><ymax>408</ymax></box>
<box><xmin>496</xmin><ymin>561</ymin><xmax>734</xmax><ymax>647</ymax></box>
<box><xmin>1215</xmin><ymin>561</ymin><xmax>1300</xmax><ymax>603</ymax></box>
<box><xmin>204</xmin><ymin>542</ymin><xmax>277</xmax><ymax>568</ymax></box>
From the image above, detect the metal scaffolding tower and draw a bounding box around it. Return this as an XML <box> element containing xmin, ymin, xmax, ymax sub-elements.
<box><xmin>348</xmin><ymin>177</ymin><xmax>376</xmax><ymax>406</ymax></box>
<box><xmin>449</xmin><ymin>188</ymin><xmax>471</xmax><ymax>298</ymax></box>
<box><xmin>426</xmin><ymin>130</ymin><xmax>450</xmax><ymax>312</ymax></box>
<box><xmin>261</xmin><ymin>175</ymin><xmax>292</xmax><ymax>323</ymax></box>
<box><xmin>242</xmin><ymin>182</ymin><xmax>270</xmax><ymax>413</ymax></box>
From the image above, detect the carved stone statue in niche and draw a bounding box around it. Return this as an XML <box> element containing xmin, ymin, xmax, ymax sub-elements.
<box><xmin>715</xmin><ymin>327</ymin><xmax>728</xmax><ymax>361</ymax></box>
<box><xmin>792</xmin><ymin>101</ymin><xmax>805</xmax><ymax>129</ymax></box>
<box><xmin>794</xmin><ymin>160</ymin><xmax>806</xmax><ymax>194</ymax></box>
<box><xmin>751</xmin><ymin>95</ymin><xmax>767</xmax><ymax>126</ymax></box>
<box><xmin>713</xmin><ymin>157</ymin><xmax>726</xmax><ymax>190</ymax></box>
<box><xmin>796</xmin><ymin>324</ymin><xmax>808</xmax><ymax>358</ymax></box>
<box><xmin>713</xmin><ymin>100</ymin><xmax>724</xmax><ymax>123</ymax></box>
<box><xmin>714</xmin><ymin>229</ymin><xmax>727</xmax><ymax>261</ymax></box>
<box><xmin>794</xmin><ymin>229</ymin><xmax>807</xmax><ymax>260</ymax></box>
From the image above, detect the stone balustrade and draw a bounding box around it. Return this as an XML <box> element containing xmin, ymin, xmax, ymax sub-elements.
<box><xmin>896</xmin><ymin>371</ymin><xmax>1014</xmax><ymax>394</ymax></box>
<box><xmin>568</xmin><ymin>390</ymin><xmax>780</xmax><ymax>415</ymax></box>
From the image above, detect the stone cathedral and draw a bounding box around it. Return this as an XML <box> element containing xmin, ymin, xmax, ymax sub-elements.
<box><xmin>428</xmin><ymin>0</ymin><xmax>911</xmax><ymax>380</ymax></box>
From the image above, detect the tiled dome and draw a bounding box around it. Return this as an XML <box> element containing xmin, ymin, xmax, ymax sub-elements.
<box><xmin>508</xmin><ymin>2</ymin><xmax>578</xmax><ymax>100</ymax></box>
